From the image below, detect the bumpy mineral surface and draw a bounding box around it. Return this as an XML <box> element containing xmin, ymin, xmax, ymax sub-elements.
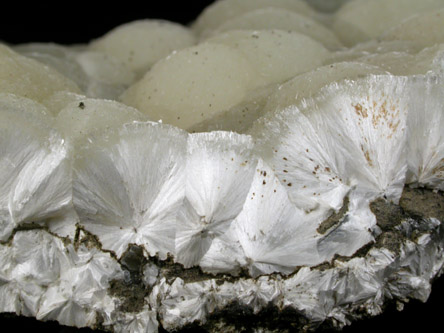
<box><xmin>1</xmin><ymin>0</ymin><xmax>444</xmax><ymax>332</ymax></box>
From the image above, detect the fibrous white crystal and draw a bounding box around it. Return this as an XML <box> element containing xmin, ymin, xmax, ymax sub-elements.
<box><xmin>160</xmin><ymin>278</ymin><xmax>218</xmax><ymax>330</ymax></box>
<box><xmin>261</xmin><ymin>61</ymin><xmax>387</xmax><ymax>119</ymax></box>
<box><xmin>73</xmin><ymin>121</ymin><xmax>187</xmax><ymax>258</ymax></box>
<box><xmin>1</xmin><ymin>1</ymin><xmax>444</xmax><ymax>332</ymax></box>
<box><xmin>0</xmin><ymin>231</ymin><xmax>63</xmax><ymax>316</ymax></box>
<box><xmin>111</xmin><ymin>305</ymin><xmax>159</xmax><ymax>333</ymax></box>
<box><xmin>255</xmin><ymin>75</ymin><xmax>410</xmax><ymax>212</ymax></box>
<box><xmin>37</xmin><ymin>243</ymin><xmax>123</xmax><ymax>327</ymax></box>
<box><xmin>176</xmin><ymin>132</ymin><xmax>256</xmax><ymax>267</ymax></box>
<box><xmin>232</xmin><ymin>159</ymin><xmax>323</xmax><ymax>275</ymax></box>
<box><xmin>0</xmin><ymin>94</ymin><xmax>71</xmax><ymax>241</ymax></box>
<box><xmin>406</xmin><ymin>76</ymin><xmax>444</xmax><ymax>189</ymax></box>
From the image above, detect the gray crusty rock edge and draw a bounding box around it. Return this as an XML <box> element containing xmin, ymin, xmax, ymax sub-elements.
<box><xmin>0</xmin><ymin>186</ymin><xmax>442</xmax><ymax>332</ymax></box>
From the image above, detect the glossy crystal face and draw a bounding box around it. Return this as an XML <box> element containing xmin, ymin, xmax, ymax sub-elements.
<box><xmin>1</xmin><ymin>0</ymin><xmax>444</xmax><ymax>332</ymax></box>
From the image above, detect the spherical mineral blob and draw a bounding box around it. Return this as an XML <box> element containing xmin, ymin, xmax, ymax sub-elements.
<box><xmin>192</xmin><ymin>0</ymin><xmax>315</xmax><ymax>36</ymax></box>
<box><xmin>13</xmin><ymin>43</ymin><xmax>136</xmax><ymax>100</ymax></box>
<box><xmin>207</xmin><ymin>30</ymin><xmax>330</xmax><ymax>86</ymax></box>
<box><xmin>203</xmin><ymin>8</ymin><xmax>342</xmax><ymax>50</ymax></box>
<box><xmin>55</xmin><ymin>98</ymin><xmax>148</xmax><ymax>147</ymax></box>
<box><xmin>75</xmin><ymin>50</ymin><xmax>136</xmax><ymax>99</ymax></box>
<box><xmin>120</xmin><ymin>43</ymin><xmax>260</xmax><ymax>130</ymax></box>
<box><xmin>14</xmin><ymin>43</ymin><xmax>88</xmax><ymax>92</ymax></box>
<box><xmin>0</xmin><ymin>44</ymin><xmax>81</xmax><ymax>103</ymax></box>
<box><xmin>333</xmin><ymin>0</ymin><xmax>444</xmax><ymax>46</ymax></box>
<box><xmin>40</xmin><ymin>91</ymin><xmax>86</xmax><ymax>116</ymax></box>
<box><xmin>380</xmin><ymin>8</ymin><xmax>444</xmax><ymax>49</ymax></box>
<box><xmin>89</xmin><ymin>20</ymin><xmax>197</xmax><ymax>77</ymax></box>
<box><xmin>189</xmin><ymin>84</ymin><xmax>277</xmax><ymax>134</ymax></box>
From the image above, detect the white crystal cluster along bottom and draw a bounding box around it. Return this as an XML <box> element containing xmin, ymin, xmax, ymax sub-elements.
<box><xmin>1</xmin><ymin>0</ymin><xmax>444</xmax><ymax>332</ymax></box>
<box><xmin>1</xmin><ymin>75</ymin><xmax>443</xmax><ymax>332</ymax></box>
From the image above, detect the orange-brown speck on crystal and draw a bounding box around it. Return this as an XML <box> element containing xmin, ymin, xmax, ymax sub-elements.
<box><xmin>353</xmin><ymin>103</ymin><xmax>368</xmax><ymax>118</ymax></box>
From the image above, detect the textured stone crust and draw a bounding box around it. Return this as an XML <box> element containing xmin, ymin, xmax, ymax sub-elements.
<box><xmin>2</xmin><ymin>1</ymin><xmax>444</xmax><ymax>332</ymax></box>
<box><xmin>0</xmin><ymin>188</ymin><xmax>443</xmax><ymax>332</ymax></box>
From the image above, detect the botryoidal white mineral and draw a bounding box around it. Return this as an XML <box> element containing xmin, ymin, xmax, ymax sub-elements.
<box><xmin>1</xmin><ymin>0</ymin><xmax>444</xmax><ymax>332</ymax></box>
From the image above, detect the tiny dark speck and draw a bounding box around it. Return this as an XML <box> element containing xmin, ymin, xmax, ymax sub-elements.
<box><xmin>78</xmin><ymin>102</ymin><xmax>85</xmax><ymax>109</ymax></box>
<box><xmin>263</xmin><ymin>180</ymin><xmax>266</xmax><ymax>185</ymax></box>
<box><xmin>287</xmin><ymin>183</ymin><xmax>292</xmax><ymax>187</ymax></box>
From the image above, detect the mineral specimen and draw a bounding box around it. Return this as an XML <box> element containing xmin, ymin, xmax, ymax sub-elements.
<box><xmin>1</xmin><ymin>0</ymin><xmax>444</xmax><ymax>332</ymax></box>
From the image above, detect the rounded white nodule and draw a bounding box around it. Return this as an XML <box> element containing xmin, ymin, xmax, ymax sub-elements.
<box><xmin>0</xmin><ymin>44</ymin><xmax>81</xmax><ymax>104</ymax></box>
<box><xmin>203</xmin><ymin>7</ymin><xmax>342</xmax><ymax>50</ymax></box>
<box><xmin>90</xmin><ymin>20</ymin><xmax>197</xmax><ymax>77</ymax></box>
<box><xmin>120</xmin><ymin>43</ymin><xmax>260</xmax><ymax>130</ymax></box>
<box><xmin>192</xmin><ymin>0</ymin><xmax>315</xmax><ymax>35</ymax></box>
<box><xmin>333</xmin><ymin>0</ymin><xmax>444</xmax><ymax>46</ymax></box>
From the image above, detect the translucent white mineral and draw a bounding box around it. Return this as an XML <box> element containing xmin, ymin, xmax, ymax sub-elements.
<box><xmin>333</xmin><ymin>0</ymin><xmax>444</xmax><ymax>46</ymax></box>
<box><xmin>14</xmin><ymin>43</ymin><xmax>137</xmax><ymax>100</ymax></box>
<box><xmin>336</xmin><ymin>44</ymin><xmax>444</xmax><ymax>76</ymax></box>
<box><xmin>255</xmin><ymin>75</ymin><xmax>411</xmax><ymax>211</ymax></box>
<box><xmin>380</xmin><ymin>8</ymin><xmax>444</xmax><ymax>48</ymax></box>
<box><xmin>192</xmin><ymin>0</ymin><xmax>316</xmax><ymax>36</ymax></box>
<box><xmin>55</xmin><ymin>97</ymin><xmax>148</xmax><ymax>147</ymax></box>
<box><xmin>261</xmin><ymin>61</ymin><xmax>387</xmax><ymax>119</ymax></box>
<box><xmin>0</xmin><ymin>44</ymin><xmax>81</xmax><ymax>103</ymax></box>
<box><xmin>202</xmin><ymin>7</ymin><xmax>342</xmax><ymax>49</ymax></box>
<box><xmin>89</xmin><ymin>20</ymin><xmax>197</xmax><ymax>78</ymax></box>
<box><xmin>1</xmin><ymin>0</ymin><xmax>444</xmax><ymax>332</ymax></box>
<box><xmin>0</xmin><ymin>94</ymin><xmax>71</xmax><ymax>242</ymax></box>
<box><xmin>73</xmin><ymin>122</ymin><xmax>187</xmax><ymax>258</ymax></box>
<box><xmin>176</xmin><ymin>132</ymin><xmax>256</xmax><ymax>267</ymax></box>
<box><xmin>206</xmin><ymin>29</ymin><xmax>330</xmax><ymax>85</ymax></box>
<box><xmin>120</xmin><ymin>42</ymin><xmax>261</xmax><ymax>129</ymax></box>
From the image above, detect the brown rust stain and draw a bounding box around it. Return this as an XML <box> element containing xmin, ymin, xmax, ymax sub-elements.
<box><xmin>353</xmin><ymin>103</ymin><xmax>368</xmax><ymax>118</ymax></box>
<box><xmin>364</xmin><ymin>150</ymin><xmax>373</xmax><ymax>166</ymax></box>
<box><xmin>361</xmin><ymin>144</ymin><xmax>373</xmax><ymax>167</ymax></box>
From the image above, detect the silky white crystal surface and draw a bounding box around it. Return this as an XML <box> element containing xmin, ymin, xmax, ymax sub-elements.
<box><xmin>1</xmin><ymin>0</ymin><xmax>444</xmax><ymax>332</ymax></box>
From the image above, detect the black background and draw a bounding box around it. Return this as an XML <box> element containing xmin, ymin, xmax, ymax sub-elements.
<box><xmin>0</xmin><ymin>0</ymin><xmax>442</xmax><ymax>332</ymax></box>
<box><xmin>0</xmin><ymin>1</ymin><xmax>214</xmax><ymax>45</ymax></box>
